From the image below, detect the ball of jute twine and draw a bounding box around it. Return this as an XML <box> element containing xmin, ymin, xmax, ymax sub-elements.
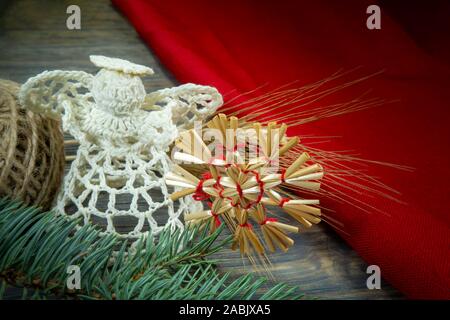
<box><xmin>0</xmin><ymin>79</ymin><xmax>65</xmax><ymax>210</ymax></box>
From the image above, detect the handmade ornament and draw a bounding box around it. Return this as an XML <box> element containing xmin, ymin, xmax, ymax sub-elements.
<box><xmin>18</xmin><ymin>55</ymin><xmax>222</xmax><ymax>239</ymax></box>
<box><xmin>166</xmin><ymin>114</ymin><xmax>324</xmax><ymax>255</ymax></box>
<box><xmin>0</xmin><ymin>80</ymin><xmax>65</xmax><ymax>210</ymax></box>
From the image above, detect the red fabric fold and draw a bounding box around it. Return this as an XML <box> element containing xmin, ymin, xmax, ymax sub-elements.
<box><xmin>113</xmin><ymin>0</ymin><xmax>450</xmax><ymax>299</ymax></box>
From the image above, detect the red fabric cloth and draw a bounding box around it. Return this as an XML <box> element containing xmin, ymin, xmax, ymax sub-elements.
<box><xmin>113</xmin><ymin>0</ymin><xmax>450</xmax><ymax>299</ymax></box>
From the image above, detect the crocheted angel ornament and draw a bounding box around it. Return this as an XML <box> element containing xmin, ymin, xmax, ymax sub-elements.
<box><xmin>19</xmin><ymin>55</ymin><xmax>222</xmax><ymax>240</ymax></box>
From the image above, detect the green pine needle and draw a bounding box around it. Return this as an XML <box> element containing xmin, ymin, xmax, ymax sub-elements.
<box><xmin>0</xmin><ymin>197</ymin><xmax>305</xmax><ymax>300</ymax></box>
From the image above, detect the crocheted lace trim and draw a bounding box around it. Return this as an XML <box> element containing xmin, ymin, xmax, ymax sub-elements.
<box><xmin>19</xmin><ymin>56</ymin><xmax>223</xmax><ymax>241</ymax></box>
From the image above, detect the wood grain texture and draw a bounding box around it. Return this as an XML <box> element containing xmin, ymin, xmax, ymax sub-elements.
<box><xmin>0</xmin><ymin>0</ymin><xmax>402</xmax><ymax>299</ymax></box>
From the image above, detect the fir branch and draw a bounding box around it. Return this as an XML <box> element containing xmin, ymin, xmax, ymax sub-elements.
<box><xmin>0</xmin><ymin>197</ymin><xmax>305</xmax><ymax>300</ymax></box>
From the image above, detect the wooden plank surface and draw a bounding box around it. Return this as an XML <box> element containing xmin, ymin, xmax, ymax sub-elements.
<box><xmin>0</xmin><ymin>0</ymin><xmax>402</xmax><ymax>299</ymax></box>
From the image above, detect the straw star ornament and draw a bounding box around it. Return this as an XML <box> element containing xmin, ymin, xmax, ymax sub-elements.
<box><xmin>166</xmin><ymin>114</ymin><xmax>324</xmax><ymax>256</ymax></box>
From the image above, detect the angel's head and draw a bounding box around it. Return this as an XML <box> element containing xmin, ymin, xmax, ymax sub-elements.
<box><xmin>90</xmin><ymin>55</ymin><xmax>154</xmax><ymax>116</ymax></box>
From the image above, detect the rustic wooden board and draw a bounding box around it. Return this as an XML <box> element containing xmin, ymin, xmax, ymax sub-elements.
<box><xmin>0</xmin><ymin>0</ymin><xmax>402</xmax><ymax>299</ymax></box>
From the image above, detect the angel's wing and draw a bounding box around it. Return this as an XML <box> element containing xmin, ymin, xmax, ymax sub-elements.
<box><xmin>19</xmin><ymin>70</ymin><xmax>93</xmax><ymax>121</ymax></box>
<box><xmin>145</xmin><ymin>83</ymin><xmax>223</xmax><ymax>129</ymax></box>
